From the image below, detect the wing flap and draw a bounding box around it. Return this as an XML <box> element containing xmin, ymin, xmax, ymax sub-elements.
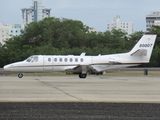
<box><xmin>64</xmin><ymin>65</ymin><xmax>81</xmax><ymax>71</ymax></box>
<box><xmin>89</xmin><ymin>65</ymin><xmax>108</xmax><ymax>72</ymax></box>
<box><xmin>65</xmin><ymin>65</ymin><xmax>88</xmax><ymax>74</ymax></box>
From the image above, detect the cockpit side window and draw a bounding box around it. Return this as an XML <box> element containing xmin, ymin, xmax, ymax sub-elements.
<box><xmin>26</xmin><ymin>56</ymin><xmax>38</xmax><ymax>62</ymax></box>
<box><xmin>33</xmin><ymin>56</ymin><xmax>38</xmax><ymax>62</ymax></box>
<box><xmin>26</xmin><ymin>56</ymin><xmax>33</xmax><ymax>62</ymax></box>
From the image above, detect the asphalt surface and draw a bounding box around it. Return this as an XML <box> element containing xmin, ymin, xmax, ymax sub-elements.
<box><xmin>1</xmin><ymin>76</ymin><xmax>160</xmax><ymax>102</ymax></box>
<box><xmin>1</xmin><ymin>75</ymin><xmax>160</xmax><ymax>119</ymax></box>
<box><xmin>1</xmin><ymin>102</ymin><xmax>160</xmax><ymax>119</ymax></box>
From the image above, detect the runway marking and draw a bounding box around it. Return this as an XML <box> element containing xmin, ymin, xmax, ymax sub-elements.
<box><xmin>35</xmin><ymin>79</ymin><xmax>84</xmax><ymax>101</ymax></box>
<box><xmin>1</xmin><ymin>76</ymin><xmax>160</xmax><ymax>103</ymax></box>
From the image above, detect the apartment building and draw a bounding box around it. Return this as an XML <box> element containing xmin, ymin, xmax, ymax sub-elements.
<box><xmin>0</xmin><ymin>0</ymin><xmax>51</xmax><ymax>44</ymax></box>
<box><xmin>107</xmin><ymin>16</ymin><xmax>133</xmax><ymax>35</ymax></box>
<box><xmin>0</xmin><ymin>22</ymin><xmax>24</xmax><ymax>45</ymax></box>
<box><xmin>21</xmin><ymin>0</ymin><xmax>51</xmax><ymax>24</ymax></box>
<box><xmin>146</xmin><ymin>12</ymin><xmax>160</xmax><ymax>31</ymax></box>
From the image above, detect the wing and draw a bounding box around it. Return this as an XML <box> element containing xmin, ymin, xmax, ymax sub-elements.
<box><xmin>65</xmin><ymin>65</ymin><xmax>88</xmax><ymax>74</ymax></box>
<box><xmin>89</xmin><ymin>64</ymin><xmax>115</xmax><ymax>72</ymax></box>
<box><xmin>64</xmin><ymin>64</ymin><xmax>110</xmax><ymax>73</ymax></box>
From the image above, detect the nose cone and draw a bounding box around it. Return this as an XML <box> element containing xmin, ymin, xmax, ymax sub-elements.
<box><xmin>3</xmin><ymin>64</ymin><xmax>11</xmax><ymax>71</ymax></box>
<box><xmin>3</xmin><ymin>63</ymin><xmax>19</xmax><ymax>71</ymax></box>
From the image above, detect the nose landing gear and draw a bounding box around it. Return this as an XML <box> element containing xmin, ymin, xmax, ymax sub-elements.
<box><xmin>18</xmin><ymin>73</ymin><xmax>23</xmax><ymax>78</ymax></box>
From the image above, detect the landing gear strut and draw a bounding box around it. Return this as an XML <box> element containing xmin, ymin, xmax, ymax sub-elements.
<box><xmin>18</xmin><ymin>73</ymin><xmax>23</xmax><ymax>78</ymax></box>
<box><xmin>79</xmin><ymin>73</ymin><xmax>87</xmax><ymax>78</ymax></box>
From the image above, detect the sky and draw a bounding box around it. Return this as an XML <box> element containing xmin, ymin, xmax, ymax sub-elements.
<box><xmin>0</xmin><ymin>0</ymin><xmax>160</xmax><ymax>32</ymax></box>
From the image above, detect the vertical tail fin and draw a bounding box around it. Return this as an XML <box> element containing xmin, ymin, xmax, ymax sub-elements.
<box><xmin>129</xmin><ymin>34</ymin><xmax>157</xmax><ymax>62</ymax></box>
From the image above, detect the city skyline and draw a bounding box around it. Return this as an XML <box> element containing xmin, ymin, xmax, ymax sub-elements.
<box><xmin>0</xmin><ymin>0</ymin><xmax>160</xmax><ymax>32</ymax></box>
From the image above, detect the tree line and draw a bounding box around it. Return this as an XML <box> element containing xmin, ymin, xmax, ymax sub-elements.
<box><xmin>0</xmin><ymin>17</ymin><xmax>160</xmax><ymax>67</ymax></box>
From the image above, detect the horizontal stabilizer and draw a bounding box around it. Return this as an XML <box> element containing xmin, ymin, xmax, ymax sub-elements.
<box><xmin>130</xmin><ymin>49</ymin><xmax>147</xmax><ymax>56</ymax></box>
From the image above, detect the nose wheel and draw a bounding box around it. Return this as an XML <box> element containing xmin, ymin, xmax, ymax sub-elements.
<box><xmin>18</xmin><ymin>73</ymin><xmax>23</xmax><ymax>78</ymax></box>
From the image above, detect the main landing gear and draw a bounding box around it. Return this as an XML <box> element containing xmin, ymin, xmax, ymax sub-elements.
<box><xmin>18</xmin><ymin>73</ymin><xmax>23</xmax><ymax>78</ymax></box>
<box><xmin>79</xmin><ymin>73</ymin><xmax>87</xmax><ymax>78</ymax></box>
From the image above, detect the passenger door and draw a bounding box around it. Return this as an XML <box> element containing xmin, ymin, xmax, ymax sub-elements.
<box><xmin>43</xmin><ymin>57</ymin><xmax>53</xmax><ymax>71</ymax></box>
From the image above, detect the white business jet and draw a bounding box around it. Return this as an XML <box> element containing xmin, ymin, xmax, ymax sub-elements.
<box><xmin>3</xmin><ymin>34</ymin><xmax>157</xmax><ymax>78</ymax></box>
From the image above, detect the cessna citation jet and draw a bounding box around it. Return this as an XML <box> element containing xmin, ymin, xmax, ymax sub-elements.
<box><xmin>3</xmin><ymin>34</ymin><xmax>157</xmax><ymax>78</ymax></box>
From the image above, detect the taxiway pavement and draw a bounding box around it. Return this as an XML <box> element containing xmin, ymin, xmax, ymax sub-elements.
<box><xmin>0</xmin><ymin>75</ymin><xmax>160</xmax><ymax>103</ymax></box>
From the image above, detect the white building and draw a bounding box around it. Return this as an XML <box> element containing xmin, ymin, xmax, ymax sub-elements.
<box><xmin>154</xmin><ymin>20</ymin><xmax>160</xmax><ymax>26</ymax></box>
<box><xmin>88</xmin><ymin>26</ymin><xmax>98</xmax><ymax>33</ymax></box>
<box><xmin>146</xmin><ymin>12</ymin><xmax>160</xmax><ymax>31</ymax></box>
<box><xmin>21</xmin><ymin>0</ymin><xmax>51</xmax><ymax>24</ymax></box>
<box><xmin>0</xmin><ymin>22</ymin><xmax>24</xmax><ymax>45</ymax></box>
<box><xmin>107</xmin><ymin>16</ymin><xmax>133</xmax><ymax>35</ymax></box>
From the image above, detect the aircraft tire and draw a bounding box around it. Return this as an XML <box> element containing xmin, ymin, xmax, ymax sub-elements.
<box><xmin>18</xmin><ymin>73</ymin><xmax>23</xmax><ymax>78</ymax></box>
<box><xmin>79</xmin><ymin>73</ymin><xmax>87</xmax><ymax>78</ymax></box>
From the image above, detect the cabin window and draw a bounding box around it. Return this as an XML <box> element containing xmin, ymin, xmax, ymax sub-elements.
<box><xmin>64</xmin><ymin>58</ymin><xmax>68</xmax><ymax>62</ymax></box>
<box><xmin>80</xmin><ymin>58</ymin><xmax>84</xmax><ymax>62</ymax></box>
<box><xmin>59</xmin><ymin>58</ymin><xmax>62</xmax><ymax>62</ymax></box>
<box><xmin>48</xmin><ymin>58</ymin><xmax>51</xmax><ymax>62</ymax></box>
<box><xmin>54</xmin><ymin>58</ymin><xmax>57</xmax><ymax>62</ymax></box>
<box><xmin>75</xmin><ymin>58</ymin><xmax>78</xmax><ymax>62</ymax></box>
<box><xmin>70</xmin><ymin>58</ymin><xmax>73</xmax><ymax>62</ymax></box>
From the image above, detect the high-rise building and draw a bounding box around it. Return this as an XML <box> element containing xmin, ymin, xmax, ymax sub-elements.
<box><xmin>0</xmin><ymin>22</ymin><xmax>24</xmax><ymax>45</ymax></box>
<box><xmin>21</xmin><ymin>0</ymin><xmax>51</xmax><ymax>24</ymax></box>
<box><xmin>146</xmin><ymin>12</ymin><xmax>160</xmax><ymax>31</ymax></box>
<box><xmin>107</xmin><ymin>16</ymin><xmax>133</xmax><ymax>35</ymax></box>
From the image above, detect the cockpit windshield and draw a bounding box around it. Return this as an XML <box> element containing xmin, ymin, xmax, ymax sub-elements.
<box><xmin>26</xmin><ymin>55</ymin><xmax>38</xmax><ymax>62</ymax></box>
